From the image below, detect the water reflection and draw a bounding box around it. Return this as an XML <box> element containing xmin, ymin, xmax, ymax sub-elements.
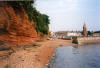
<box><xmin>72</xmin><ymin>45</ymin><xmax>80</xmax><ymax>55</ymax></box>
<box><xmin>50</xmin><ymin>44</ymin><xmax>100</xmax><ymax>68</ymax></box>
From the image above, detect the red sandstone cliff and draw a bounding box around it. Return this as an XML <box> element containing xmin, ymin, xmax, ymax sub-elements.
<box><xmin>0</xmin><ymin>2</ymin><xmax>38</xmax><ymax>46</ymax></box>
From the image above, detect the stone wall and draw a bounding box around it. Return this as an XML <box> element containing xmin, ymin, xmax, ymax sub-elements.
<box><xmin>77</xmin><ymin>37</ymin><xmax>100</xmax><ymax>45</ymax></box>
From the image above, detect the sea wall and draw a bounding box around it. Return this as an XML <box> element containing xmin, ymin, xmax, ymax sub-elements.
<box><xmin>77</xmin><ymin>37</ymin><xmax>100</xmax><ymax>45</ymax></box>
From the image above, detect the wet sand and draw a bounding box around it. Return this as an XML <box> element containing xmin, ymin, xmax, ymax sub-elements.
<box><xmin>0</xmin><ymin>39</ymin><xmax>75</xmax><ymax>68</ymax></box>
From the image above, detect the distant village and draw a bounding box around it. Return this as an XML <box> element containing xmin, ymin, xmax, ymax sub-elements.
<box><xmin>51</xmin><ymin>23</ymin><xmax>100</xmax><ymax>40</ymax></box>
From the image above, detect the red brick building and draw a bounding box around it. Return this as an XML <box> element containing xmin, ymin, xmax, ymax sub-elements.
<box><xmin>83</xmin><ymin>23</ymin><xmax>87</xmax><ymax>37</ymax></box>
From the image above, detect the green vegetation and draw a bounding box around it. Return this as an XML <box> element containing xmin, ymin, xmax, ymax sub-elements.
<box><xmin>87</xmin><ymin>31</ymin><xmax>94</xmax><ymax>36</ymax></box>
<box><xmin>7</xmin><ymin>1</ymin><xmax>34</xmax><ymax>21</ymax></box>
<box><xmin>35</xmin><ymin>13</ymin><xmax>50</xmax><ymax>34</ymax></box>
<box><xmin>7</xmin><ymin>0</ymin><xmax>50</xmax><ymax>35</ymax></box>
<box><xmin>72</xmin><ymin>36</ymin><xmax>78</xmax><ymax>44</ymax></box>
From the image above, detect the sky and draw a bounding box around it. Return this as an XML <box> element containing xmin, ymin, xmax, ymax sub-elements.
<box><xmin>34</xmin><ymin>0</ymin><xmax>100</xmax><ymax>32</ymax></box>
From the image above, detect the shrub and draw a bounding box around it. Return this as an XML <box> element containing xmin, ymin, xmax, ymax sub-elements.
<box><xmin>72</xmin><ymin>36</ymin><xmax>78</xmax><ymax>44</ymax></box>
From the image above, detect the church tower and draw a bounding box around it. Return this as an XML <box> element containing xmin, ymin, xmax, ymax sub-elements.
<box><xmin>83</xmin><ymin>23</ymin><xmax>87</xmax><ymax>37</ymax></box>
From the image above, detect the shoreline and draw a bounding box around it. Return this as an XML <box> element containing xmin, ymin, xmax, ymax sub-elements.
<box><xmin>0</xmin><ymin>39</ymin><xmax>100</xmax><ymax>68</ymax></box>
<box><xmin>34</xmin><ymin>39</ymin><xmax>76</xmax><ymax>68</ymax></box>
<box><xmin>0</xmin><ymin>39</ymin><xmax>76</xmax><ymax>68</ymax></box>
<box><xmin>46</xmin><ymin>42</ymin><xmax>100</xmax><ymax>68</ymax></box>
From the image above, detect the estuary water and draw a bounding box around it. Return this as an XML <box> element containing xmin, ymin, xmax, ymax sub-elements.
<box><xmin>50</xmin><ymin>44</ymin><xmax>100</xmax><ymax>68</ymax></box>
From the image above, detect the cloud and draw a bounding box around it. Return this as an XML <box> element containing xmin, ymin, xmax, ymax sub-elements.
<box><xmin>35</xmin><ymin>0</ymin><xmax>78</xmax><ymax>13</ymax></box>
<box><xmin>35</xmin><ymin>0</ymin><xmax>99</xmax><ymax>31</ymax></box>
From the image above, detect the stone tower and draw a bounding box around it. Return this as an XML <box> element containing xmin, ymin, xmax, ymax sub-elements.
<box><xmin>83</xmin><ymin>23</ymin><xmax>87</xmax><ymax>37</ymax></box>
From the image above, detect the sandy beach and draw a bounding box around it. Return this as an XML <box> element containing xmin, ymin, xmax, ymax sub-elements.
<box><xmin>0</xmin><ymin>39</ymin><xmax>75</xmax><ymax>68</ymax></box>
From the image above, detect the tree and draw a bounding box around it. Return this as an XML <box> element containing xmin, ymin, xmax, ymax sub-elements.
<box><xmin>7</xmin><ymin>0</ymin><xmax>50</xmax><ymax>35</ymax></box>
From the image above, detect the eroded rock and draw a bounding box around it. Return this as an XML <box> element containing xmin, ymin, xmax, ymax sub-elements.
<box><xmin>0</xmin><ymin>40</ymin><xmax>11</xmax><ymax>51</ymax></box>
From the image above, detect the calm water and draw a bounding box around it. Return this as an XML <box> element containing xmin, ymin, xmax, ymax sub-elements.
<box><xmin>50</xmin><ymin>44</ymin><xmax>100</xmax><ymax>68</ymax></box>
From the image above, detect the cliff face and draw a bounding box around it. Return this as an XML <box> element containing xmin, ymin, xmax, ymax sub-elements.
<box><xmin>0</xmin><ymin>2</ymin><xmax>38</xmax><ymax>46</ymax></box>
